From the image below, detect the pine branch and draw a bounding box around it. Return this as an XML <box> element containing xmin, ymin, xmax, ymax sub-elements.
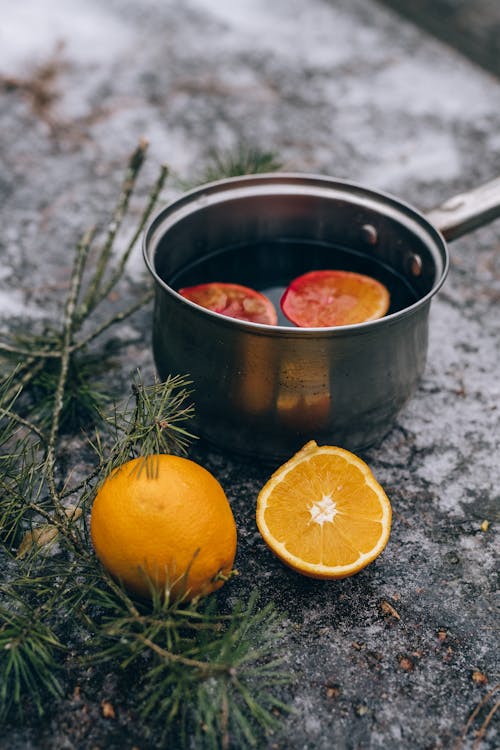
<box><xmin>187</xmin><ymin>143</ymin><xmax>283</xmax><ymax>188</ymax></box>
<box><xmin>0</xmin><ymin>408</ymin><xmax>47</xmax><ymax>445</ymax></box>
<box><xmin>0</xmin><ymin>604</ymin><xmax>64</xmax><ymax>721</ymax></box>
<box><xmin>72</xmin><ymin>289</ymin><xmax>154</xmax><ymax>353</ymax></box>
<box><xmin>76</xmin><ymin>139</ymin><xmax>148</xmax><ymax>321</ymax></box>
<box><xmin>0</xmin><ymin>144</ymin><xmax>167</xmax><ymax>436</ymax></box>
<box><xmin>43</xmin><ymin>228</ymin><xmax>93</xmax><ymax>531</ymax></box>
<box><xmin>86</xmin><ymin>589</ymin><xmax>290</xmax><ymax>748</ymax></box>
<box><xmin>96</xmin><ymin>162</ymin><xmax>168</xmax><ymax>303</ymax></box>
<box><xmin>97</xmin><ymin>373</ymin><xmax>197</xmax><ymax>476</ymax></box>
<box><xmin>0</xmin><ymin>341</ymin><xmax>60</xmax><ymax>359</ymax></box>
<box><xmin>0</xmin><ymin>142</ymin><xmax>294</xmax><ymax>747</ymax></box>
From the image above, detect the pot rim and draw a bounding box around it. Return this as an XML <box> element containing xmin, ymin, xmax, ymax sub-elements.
<box><xmin>143</xmin><ymin>172</ymin><xmax>450</xmax><ymax>336</ymax></box>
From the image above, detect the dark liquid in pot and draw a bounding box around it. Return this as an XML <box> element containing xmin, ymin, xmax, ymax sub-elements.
<box><xmin>169</xmin><ymin>239</ymin><xmax>419</xmax><ymax>326</ymax></box>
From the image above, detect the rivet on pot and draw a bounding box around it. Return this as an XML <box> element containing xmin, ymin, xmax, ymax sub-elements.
<box><xmin>360</xmin><ymin>224</ymin><xmax>378</xmax><ymax>245</ymax></box>
<box><xmin>408</xmin><ymin>252</ymin><xmax>423</xmax><ymax>276</ymax></box>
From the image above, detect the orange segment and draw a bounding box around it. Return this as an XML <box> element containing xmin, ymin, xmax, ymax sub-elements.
<box><xmin>280</xmin><ymin>270</ymin><xmax>390</xmax><ymax>327</ymax></box>
<box><xmin>178</xmin><ymin>282</ymin><xmax>278</xmax><ymax>325</ymax></box>
<box><xmin>256</xmin><ymin>440</ymin><xmax>391</xmax><ymax>578</ymax></box>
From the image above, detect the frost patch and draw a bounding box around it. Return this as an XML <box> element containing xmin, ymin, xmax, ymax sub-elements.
<box><xmin>0</xmin><ymin>289</ymin><xmax>44</xmax><ymax>320</ymax></box>
<box><xmin>0</xmin><ymin>0</ymin><xmax>135</xmax><ymax>71</ymax></box>
<box><xmin>193</xmin><ymin>0</ymin><xmax>382</xmax><ymax>67</ymax></box>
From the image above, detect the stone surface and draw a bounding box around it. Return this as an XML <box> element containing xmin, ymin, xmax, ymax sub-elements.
<box><xmin>0</xmin><ymin>0</ymin><xmax>499</xmax><ymax>748</ymax></box>
<box><xmin>378</xmin><ymin>0</ymin><xmax>500</xmax><ymax>78</ymax></box>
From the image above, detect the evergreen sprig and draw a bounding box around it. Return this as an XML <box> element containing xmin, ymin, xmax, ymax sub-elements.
<box><xmin>81</xmin><ymin>582</ymin><xmax>290</xmax><ymax>749</ymax></box>
<box><xmin>0</xmin><ymin>143</ymin><xmax>292</xmax><ymax>748</ymax></box>
<box><xmin>186</xmin><ymin>143</ymin><xmax>283</xmax><ymax>188</ymax></box>
<box><xmin>97</xmin><ymin>373</ymin><xmax>197</xmax><ymax>478</ymax></box>
<box><xmin>0</xmin><ymin>602</ymin><xmax>64</xmax><ymax>721</ymax></box>
<box><xmin>0</xmin><ymin>139</ymin><xmax>165</xmax><ymax>434</ymax></box>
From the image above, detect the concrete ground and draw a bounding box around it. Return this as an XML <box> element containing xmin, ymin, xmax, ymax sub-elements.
<box><xmin>0</xmin><ymin>0</ymin><xmax>499</xmax><ymax>748</ymax></box>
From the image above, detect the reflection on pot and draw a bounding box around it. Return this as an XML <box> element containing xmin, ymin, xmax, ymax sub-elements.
<box><xmin>235</xmin><ymin>335</ymin><xmax>277</xmax><ymax>417</ymax></box>
<box><xmin>276</xmin><ymin>354</ymin><xmax>331</xmax><ymax>432</ymax></box>
<box><xmin>277</xmin><ymin>391</ymin><xmax>332</xmax><ymax>432</ymax></box>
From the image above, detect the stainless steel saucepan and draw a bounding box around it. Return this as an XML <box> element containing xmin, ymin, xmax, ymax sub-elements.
<box><xmin>143</xmin><ymin>173</ymin><xmax>500</xmax><ymax>461</ymax></box>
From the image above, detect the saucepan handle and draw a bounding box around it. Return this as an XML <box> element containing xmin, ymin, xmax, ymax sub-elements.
<box><xmin>425</xmin><ymin>176</ymin><xmax>500</xmax><ymax>241</ymax></box>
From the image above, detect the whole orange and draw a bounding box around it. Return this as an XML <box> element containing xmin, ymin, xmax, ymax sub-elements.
<box><xmin>90</xmin><ymin>454</ymin><xmax>237</xmax><ymax>600</ymax></box>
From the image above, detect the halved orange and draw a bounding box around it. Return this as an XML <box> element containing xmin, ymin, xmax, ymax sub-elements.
<box><xmin>256</xmin><ymin>440</ymin><xmax>391</xmax><ymax>579</ymax></box>
<box><xmin>178</xmin><ymin>282</ymin><xmax>278</xmax><ymax>325</ymax></box>
<box><xmin>280</xmin><ymin>269</ymin><xmax>390</xmax><ymax>327</ymax></box>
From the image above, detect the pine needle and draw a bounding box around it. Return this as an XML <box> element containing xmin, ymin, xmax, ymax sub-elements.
<box><xmin>96</xmin><ymin>372</ymin><xmax>197</xmax><ymax>478</ymax></box>
<box><xmin>186</xmin><ymin>143</ymin><xmax>283</xmax><ymax>188</ymax></box>
<box><xmin>0</xmin><ymin>605</ymin><xmax>64</xmax><ymax>720</ymax></box>
<box><xmin>87</xmin><ymin>589</ymin><xmax>290</xmax><ymax>748</ymax></box>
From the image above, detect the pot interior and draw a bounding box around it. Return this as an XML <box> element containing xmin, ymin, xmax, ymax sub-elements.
<box><xmin>148</xmin><ymin>175</ymin><xmax>448</xmax><ymax>326</ymax></box>
<box><xmin>169</xmin><ymin>238</ymin><xmax>418</xmax><ymax>325</ymax></box>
